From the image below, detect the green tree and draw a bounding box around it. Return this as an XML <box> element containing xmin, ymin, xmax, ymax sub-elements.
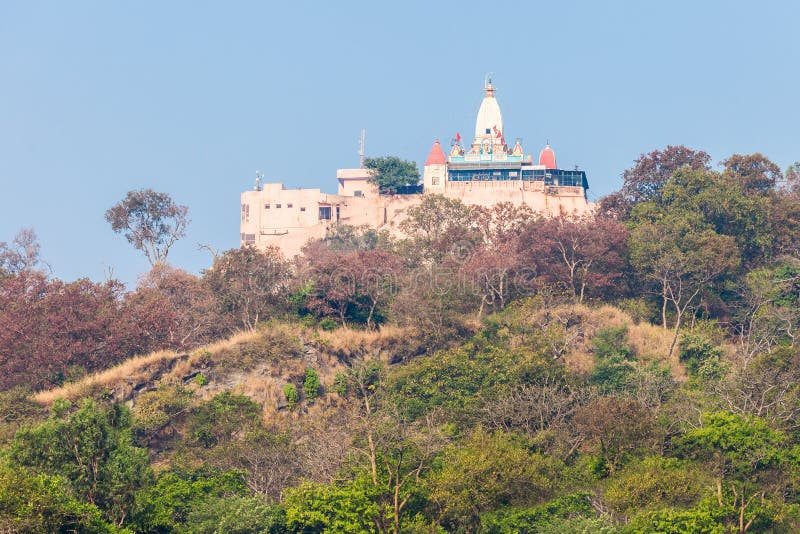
<box><xmin>363</xmin><ymin>156</ymin><xmax>420</xmax><ymax>194</ymax></box>
<box><xmin>322</xmin><ymin>224</ymin><xmax>391</xmax><ymax>252</ymax></box>
<box><xmin>676</xmin><ymin>411</ymin><xmax>789</xmax><ymax>533</ymax></box>
<box><xmin>604</xmin><ymin>457</ymin><xmax>704</xmax><ymax>517</ymax></box>
<box><xmin>345</xmin><ymin>361</ymin><xmax>449</xmax><ymax>534</ymax></box>
<box><xmin>0</xmin><ymin>465</ymin><xmax>116</xmax><ymax>533</ymax></box>
<box><xmin>598</xmin><ymin>145</ymin><xmax>711</xmax><ymax>218</ymax></box>
<box><xmin>629</xmin><ymin>209</ymin><xmax>738</xmax><ymax>357</ymax></box>
<box><xmin>9</xmin><ymin>400</ymin><xmax>152</xmax><ymax>528</ymax></box>
<box><xmin>132</xmin><ymin>469</ymin><xmax>248</xmax><ymax>532</ymax></box>
<box><xmin>589</xmin><ymin>327</ymin><xmax>636</xmax><ymax>392</ymax></box>
<box><xmin>678</xmin><ymin>333</ymin><xmax>723</xmax><ymax>378</ymax></box>
<box><xmin>104</xmin><ymin>189</ymin><xmax>189</xmax><ymax>266</ymax></box>
<box><xmin>183</xmin><ymin>495</ymin><xmax>287</xmax><ymax>534</ymax></box>
<box><xmin>428</xmin><ymin>428</ymin><xmax>561</xmax><ymax>531</ymax></box>
<box><xmin>624</xmin><ymin>508</ymin><xmax>724</xmax><ymax>534</ymax></box>
<box><xmin>284</xmin><ymin>479</ymin><xmax>385</xmax><ymax>533</ymax></box>
<box><xmin>284</xmin><ymin>384</ymin><xmax>299</xmax><ymax>410</ymax></box>
<box><xmin>479</xmin><ymin>493</ymin><xmax>612</xmax><ymax>534</ymax></box>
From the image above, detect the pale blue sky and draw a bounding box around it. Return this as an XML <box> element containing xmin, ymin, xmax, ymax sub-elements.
<box><xmin>1</xmin><ymin>1</ymin><xmax>798</xmax><ymax>286</ymax></box>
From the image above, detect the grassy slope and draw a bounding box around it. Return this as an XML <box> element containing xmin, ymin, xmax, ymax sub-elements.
<box><xmin>32</xmin><ymin>303</ymin><xmax>696</xmax><ymax>420</ymax></box>
<box><xmin>32</xmin><ymin>322</ymin><xmax>419</xmax><ymax>410</ymax></box>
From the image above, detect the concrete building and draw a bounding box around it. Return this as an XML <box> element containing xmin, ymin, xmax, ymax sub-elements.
<box><xmin>241</xmin><ymin>79</ymin><xmax>594</xmax><ymax>257</ymax></box>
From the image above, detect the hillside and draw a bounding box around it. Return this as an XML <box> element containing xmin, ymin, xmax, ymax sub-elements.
<box><xmin>2</xmin><ymin>148</ymin><xmax>800</xmax><ymax>533</ymax></box>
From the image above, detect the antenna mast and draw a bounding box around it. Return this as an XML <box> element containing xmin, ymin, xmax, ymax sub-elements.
<box><xmin>359</xmin><ymin>129</ymin><xmax>366</xmax><ymax>168</ymax></box>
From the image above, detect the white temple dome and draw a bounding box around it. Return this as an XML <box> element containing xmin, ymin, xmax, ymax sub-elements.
<box><xmin>473</xmin><ymin>80</ymin><xmax>503</xmax><ymax>145</ymax></box>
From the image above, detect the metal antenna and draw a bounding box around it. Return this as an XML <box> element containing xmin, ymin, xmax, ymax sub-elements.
<box><xmin>254</xmin><ymin>170</ymin><xmax>263</xmax><ymax>191</ymax></box>
<box><xmin>359</xmin><ymin>129</ymin><xmax>366</xmax><ymax>168</ymax></box>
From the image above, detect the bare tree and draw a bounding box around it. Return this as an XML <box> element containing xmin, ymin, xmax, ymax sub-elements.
<box><xmin>0</xmin><ymin>228</ymin><xmax>43</xmax><ymax>274</ymax></box>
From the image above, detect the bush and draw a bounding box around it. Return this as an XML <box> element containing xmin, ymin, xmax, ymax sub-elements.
<box><xmin>319</xmin><ymin>317</ymin><xmax>337</xmax><ymax>331</ymax></box>
<box><xmin>284</xmin><ymin>384</ymin><xmax>299</xmax><ymax>410</ymax></box>
<box><xmin>589</xmin><ymin>327</ymin><xmax>635</xmax><ymax>391</ymax></box>
<box><xmin>186</xmin><ymin>392</ymin><xmax>262</xmax><ymax>448</ymax></box>
<box><xmin>303</xmin><ymin>368</ymin><xmax>321</xmax><ymax>402</ymax></box>
<box><xmin>592</xmin><ymin>326</ymin><xmax>633</xmax><ymax>360</ymax></box>
<box><xmin>479</xmin><ymin>492</ymin><xmax>606</xmax><ymax>533</ymax></box>
<box><xmin>590</xmin><ymin>356</ymin><xmax>635</xmax><ymax>392</ymax></box>
<box><xmin>132</xmin><ymin>469</ymin><xmax>249</xmax><ymax>532</ymax></box>
<box><xmin>678</xmin><ymin>333</ymin><xmax>722</xmax><ymax>377</ymax></box>
<box><xmin>333</xmin><ymin>371</ymin><xmax>348</xmax><ymax>396</ymax></box>
<box><xmin>194</xmin><ymin>373</ymin><xmax>208</xmax><ymax>386</ymax></box>
<box><xmin>183</xmin><ymin>495</ymin><xmax>287</xmax><ymax>533</ymax></box>
<box><xmin>604</xmin><ymin>457</ymin><xmax>703</xmax><ymax>516</ymax></box>
<box><xmin>624</xmin><ymin>508</ymin><xmax>724</xmax><ymax>534</ymax></box>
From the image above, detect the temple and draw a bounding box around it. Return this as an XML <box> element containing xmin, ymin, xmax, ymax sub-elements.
<box><xmin>241</xmin><ymin>79</ymin><xmax>594</xmax><ymax>256</ymax></box>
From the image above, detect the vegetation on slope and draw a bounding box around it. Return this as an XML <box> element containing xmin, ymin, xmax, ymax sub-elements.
<box><xmin>1</xmin><ymin>149</ymin><xmax>800</xmax><ymax>532</ymax></box>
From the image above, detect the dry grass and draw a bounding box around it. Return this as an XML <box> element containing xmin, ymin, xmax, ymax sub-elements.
<box><xmin>33</xmin><ymin>348</ymin><xmax>177</xmax><ymax>406</ymax></box>
<box><xmin>33</xmin><ymin>329</ymin><xmax>265</xmax><ymax>407</ymax></box>
<box><xmin>312</xmin><ymin>324</ymin><xmax>426</xmax><ymax>367</ymax></box>
<box><xmin>315</xmin><ymin>324</ymin><xmax>408</xmax><ymax>355</ymax></box>
<box><xmin>31</xmin><ymin>304</ymin><xmax>684</xmax><ymax>410</ymax></box>
<box><xmin>530</xmin><ymin>303</ymin><xmax>680</xmax><ymax>379</ymax></box>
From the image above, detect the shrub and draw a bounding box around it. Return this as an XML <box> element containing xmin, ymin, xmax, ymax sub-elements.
<box><xmin>333</xmin><ymin>371</ymin><xmax>348</xmax><ymax>396</ymax></box>
<box><xmin>590</xmin><ymin>327</ymin><xmax>636</xmax><ymax>392</ymax></box>
<box><xmin>624</xmin><ymin>507</ymin><xmax>724</xmax><ymax>534</ymax></box>
<box><xmin>604</xmin><ymin>457</ymin><xmax>703</xmax><ymax>516</ymax></box>
<box><xmin>678</xmin><ymin>333</ymin><xmax>722</xmax><ymax>377</ymax></box>
<box><xmin>319</xmin><ymin>317</ymin><xmax>337</xmax><ymax>331</ymax></box>
<box><xmin>592</xmin><ymin>326</ymin><xmax>633</xmax><ymax>360</ymax></box>
<box><xmin>303</xmin><ymin>369</ymin><xmax>321</xmax><ymax>402</ymax></box>
<box><xmin>590</xmin><ymin>356</ymin><xmax>635</xmax><ymax>392</ymax></box>
<box><xmin>193</xmin><ymin>373</ymin><xmax>208</xmax><ymax>386</ymax></box>
<box><xmin>284</xmin><ymin>384</ymin><xmax>299</xmax><ymax>410</ymax></box>
<box><xmin>186</xmin><ymin>393</ymin><xmax>262</xmax><ymax>448</ymax></box>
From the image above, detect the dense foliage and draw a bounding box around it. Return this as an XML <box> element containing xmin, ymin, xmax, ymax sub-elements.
<box><xmin>2</xmin><ymin>149</ymin><xmax>800</xmax><ymax>532</ymax></box>
<box><xmin>363</xmin><ymin>156</ymin><xmax>421</xmax><ymax>194</ymax></box>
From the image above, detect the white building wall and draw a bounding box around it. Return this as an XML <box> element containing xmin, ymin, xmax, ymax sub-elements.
<box><xmin>241</xmin><ymin>170</ymin><xmax>594</xmax><ymax>258</ymax></box>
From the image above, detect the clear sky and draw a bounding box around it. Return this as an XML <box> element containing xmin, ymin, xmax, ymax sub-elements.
<box><xmin>1</xmin><ymin>1</ymin><xmax>798</xmax><ymax>286</ymax></box>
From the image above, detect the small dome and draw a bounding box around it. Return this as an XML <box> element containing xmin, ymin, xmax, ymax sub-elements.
<box><xmin>538</xmin><ymin>144</ymin><xmax>556</xmax><ymax>169</ymax></box>
<box><xmin>425</xmin><ymin>139</ymin><xmax>447</xmax><ymax>166</ymax></box>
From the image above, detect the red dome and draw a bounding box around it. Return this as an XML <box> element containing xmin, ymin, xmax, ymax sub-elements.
<box><xmin>425</xmin><ymin>139</ymin><xmax>447</xmax><ymax>166</ymax></box>
<box><xmin>538</xmin><ymin>144</ymin><xmax>556</xmax><ymax>169</ymax></box>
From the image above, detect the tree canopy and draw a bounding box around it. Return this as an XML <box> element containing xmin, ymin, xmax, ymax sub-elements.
<box><xmin>363</xmin><ymin>156</ymin><xmax>420</xmax><ymax>194</ymax></box>
<box><xmin>105</xmin><ymin>189</ymin><xmax>189</xmax><ymax>266</ymax></box>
